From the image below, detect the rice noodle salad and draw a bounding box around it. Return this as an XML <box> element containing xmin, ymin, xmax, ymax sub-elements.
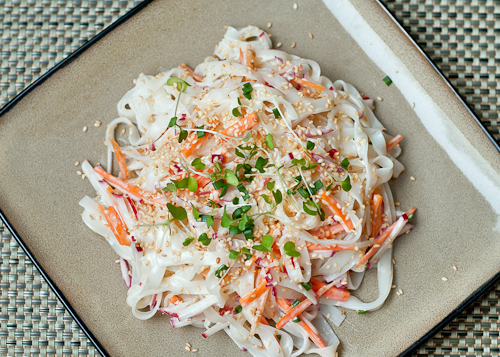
<box><xmin>79</xmin><ymin>25</ymin><xmax>417</xmax><ymax>356</ymax></box>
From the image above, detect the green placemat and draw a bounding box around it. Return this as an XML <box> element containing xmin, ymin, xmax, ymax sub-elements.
<box><xmin>0</xmin><ymin>1</ymin><xmax>498</xmax><ymax>356</ymax></box>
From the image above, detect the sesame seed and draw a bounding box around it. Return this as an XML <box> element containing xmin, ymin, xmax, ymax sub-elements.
<box><xmin>291</xmin><ymin>42</ymin><xmax>296</xmax><ymax>48</ymax></box>
<box><xmin>410</xmin><ymin>176</ymin><xmax>416</xmax><ymax>181</ymax></box>
<box><xmin>276</xmin><ymin>42</ymin><xmax>282</xmax><ymax>48</ymax></box>
<box><xmin>267</xmin><ymin>22</ymin><xmax>272</xmax><ymax>28</ymax></box>
<box><xmin>309</xmin><ymin>33</ymin><xmax>314</xmax><ymax>39</ymax></box>
<box><xmin>453</xmin><ymin>266</ymin><xmax>458</xmax><ymax>271</ymax></box>
<box><xmin>191</xmin><ymin>349</ymin><xmax>198</xmax><ymax>353</ymax></box>
<box><xmin>394</xmin><ymin>202</ymin><xmax>400</xmax><ymax>206</ymax></box>
<box><xmin>77</xmin><ymin>170</ymin><xmax>82</xmax><ymax>175</ymax></box>
<box><xmin>293</xmin><ymin>3</ymin><xmax>298</xmax><ymax>9</ymax></box>
<box><xmin>74</xmin><ymin>161</ymin><xmax>80</xmax><ymax>166</ymax></box>
<box><xmin>185</xmin><ymin>346</ymin><xmax>191</xmax><ymax>351</ymax></box>
<box><xmin>411</xmin><ymin>102</ymin><xmax>415</xmax><ymax>108</ymax></box>
<box><xmin>391</xmin><ymin>285</ymin><xmax>396</xmax><ymax>289</ymax></box>
<box><xmin>83</xmin><ymin>126</ymin><xmax>88</xmax><ymax>132</ymax></box>
<box><xmin>442</xmin><ymin>277</ymin><xmax>448</xmax><ymax>281</ymax></box>
<box><xmin>398</xmin><ymin>289</ymin><xmax>404</xmax><ymax>295</ymax></box>
<box><xmin>186</xmin><ymin>343</ymin><xmax>191</xmax><ymax>348</ymax></box>
<box><xmin>94</xmin><ymin>120</ymin><xmax>102</xmax><ymax>127</ymax></box>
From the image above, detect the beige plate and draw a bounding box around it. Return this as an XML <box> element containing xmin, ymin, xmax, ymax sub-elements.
<box><xmin>1</xmin><ymin>0</ymin><xmax>500</xmax><ymax>356</ymax></box>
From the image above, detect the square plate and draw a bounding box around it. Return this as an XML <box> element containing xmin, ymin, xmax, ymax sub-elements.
<box><xmin>1</xmin><ymin>0</ymin><xmax>500</xmax><ymax>356</ymax></box>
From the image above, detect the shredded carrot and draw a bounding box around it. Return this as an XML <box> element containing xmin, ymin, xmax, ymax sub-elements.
<box><xmin>97</xmin><ymin>204</ymin><xmax>130</xmax><ymax>246</ymax></box>
<box><xmin>293</xmin><ymin>77</ymin><xmax>325</xmax><ymax>92</ymax></box>
<box><xmin>179</xmin><ymin>63</ymin><xmax>203</xmax><ymax>82</ymax></box>
<box><xmin>320</xmin><ymin>193</ymin><xmax>354</xmax><ymax>231</ymax></box>
<box><xmin>220</xmin><ymin>112</ymin><xmax>259</xmax><ymax>137</ymax></box>
<box><xmin>200</xmin><ymin>267</ymin><xmax>210</xmax><ymax>277</ymax></box>
<box><xmin>169</xmin><ymin>295</ymin><xmax>182</xmax><ymax>304</ymax></box>
<box><xmin>94</xmin><ymin>166</ymin><xmax>144</xmax><ymax>199</ymax></box>
<box><xmin>276</xmin><ymin>299</ymin><xmax>312</xmax><ymax>329</ymax></box>
<box><xmin>306</xmin><ymin>244</ymin><xmax>357</xmax><ymax>252</ymax></box>
<box><xmin>298</xmin><ymin>315</ymin><xmax>327</xmax><ymax>348</ymax></box>
<box><xmin>181</xmin><ymin>135</ymin><xmax>207</xmax><ymax>158</ymax></box>
<box><xmin>386</xmin><ymin>134</ymin><xmax>403</xmax><ymax>152</ymax></box>
<box><xmin>239</xmin><ymin>48</ymin><xmax>244</xmax><ymax>65</ymax></box>
<box><xmin>276</xmin><ymin>298</ymin><xmax>326</xmax><ymax>348</ymax></box>
<box><xmin>239</xmin><ymin>280</ymin><xmax>268</xmax><ymax>307</ymax></box>
<box><xmin>310</xmin><ymin>278</ymin><xmax>350</xmax><ymax>302</ymax></box>
<box><xmin>250</xmin><ymin>288</ymin><xmax>270</xmax><ymax>336</ymax></box>
<box><xmin>308</xmin><ymin>223</ymin><xmax>344</xmax><ymax>239</ymax></box>
<box><xmin>110</xmin><ymin>138</ymin><xmax>128</xmax><ymax>181</ymax></box>
<box><xmin>371</xmin><ymin>194</ymin><xmax>384</xmax><ymax>238</ymax></box>
<box><xmin>245</xmin><ymin>254</ymin><xmax>259</xmax><ymax>268</ymax></box>
<box><xmin>356</xmin><ymin>207</ymin><xmax>417</xmax><ymax>269</ymax></box>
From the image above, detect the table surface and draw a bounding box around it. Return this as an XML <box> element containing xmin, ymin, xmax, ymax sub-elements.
<box><xmin>1</xmin><ymin>1</ymin><xmax>499</xmax><ymax>356</ymax></box>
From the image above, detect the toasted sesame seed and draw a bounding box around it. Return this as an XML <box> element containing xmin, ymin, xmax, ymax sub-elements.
<box><xmin>185</xmin><ymin>346</ymin><xmax>191</xmax><ymax>351</ymax></box>
<box><xmin>276</xmin><ymin>42</ymin><xmax>282</xmax><ymax>48</ymax></box>
<box><xmin>453</xmin><ymin>266</ymin><xmax>458</xmax><ymax>271</ymax></box>
<box><xmin>77</xmin><ymin>170</ymin><xmax>82</xmax><ymax>175</ymax></box>
<box><xmin>191</xmin><ymin>349</ymin><xmax>198</xmax><ymax>353</ymax></box>
<box><xmin>291</xmin><ymin>42</ymin><xmax>296</xmax><ymax>48</ymax></box>
<box><xmin>391</xmin><ymin>284</ymin><xmax>396</xmax><ymax>289</ymax></box>
<box><xmin>442</xmin><ymin>277</ymin><xmax>448</xmax><ymax>281</ymax></box>
<box><xmin>94</xmin><ymin>120</ymin><xmax>102</xmax><ymax>127</ymax></box>
<box><xmin>83</xmin><ymin>126</ymin><xmax>88</xmax><ymax>132</ymax></box>
<box><xmin>267</xmin><ymin>22</ymin><xmax>272</xmax><ymax>28</ymax></box>
<box><xmin>74</xmin><ymin>161</ymin><xmax>80</xmax><ymax>166</ymax></box>
<box><xmin>377</xmin><ymin>96</ymin><xmax>383</xmax><ymax>101</ymax></box>
<box><xmin>309</xmin><ymin>33</ymin><xmax>314</xmax><ymax>39</ymax></box>
<box><xmin>398</xmin><ymin>289</ymin><xmax>404</xmax><ymax>295</ymax></box>
<box><xmin>186</xmin><ymin>343</ymin><xmax>191</xmax><ymax>348</ymax></box>
<box><xmin>394</xmin><ymin>202</ymin><xmax>400</xmax><ymax>206</ymax></box>
<box><xmin>392</xmin><ymin>259</ymin><xmax>396</xmax><ymax>265</ymax></box>
<box><xmin>410</xmin><ymin>176</ymin><xmax>416</xmax><ymax>181</ymax></box>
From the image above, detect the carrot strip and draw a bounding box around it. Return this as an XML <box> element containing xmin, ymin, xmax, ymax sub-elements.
<box><xmin>306</xmin><ymin>244</ymin><xmax>357</xmax><ymax>252</ymax></box>
<box><xmin>97</xmin><ymin>204</ymin><xmax>130</xmax><ymax>246</ymax></box>
<box><xmin>386</xmin><ymin>134</ymin><xmax>403</xmax><ymax>152</ymax></box>
<box><xmin>297</xmin><ymin>315</ymin><xmax>327</xmax><ymax>348</ymax></box>
<box><xmin>356</xmin><ymin>207</ymin><xmax>417</xmax><ymax>269</ymax></box>
<box><xmin>320</xmin><ymin>193</ymin><xmax>354</xmax><ymax>231</ymax></box>
<box><xmin>110</xmin><ymin>138</ymin><xmax>128</xmax><ymax>181</ymax></box>
<box><xmin>308</xmin><ymin>223</ymin><xmax>344</xmax><ymax>239</ymax></box>
<box><xmin>310</xmin><ymin>278</ymin><xmax>350</xmax><ymax>302</ymax></box>
<box><xmin>169</xmin><ymin>295</ymin><xmax>182</xmax><ymax>304</ymax></box>
<box><xmin>239</xmin><ymin>280</ymin><xmax>268</xmax><ymax>307</ymax></box>
<box><xmin>180</xmin><ymin>63</ymin><xmax>203</xmax><ymax>82</ymax></box>
<box><xmin>220</xmin><ymin>112</ymin><xmax>259</xmax><ymax>137</ymax></box>
<box><xmin>181</xmin><ymin>135</ymin><xmax>207</xmax><ymax>158</ymax></box>
<box><xmin>239</xmin><ymin>48</ymin><xmax>244</xmax><ymax>65</ymax></box>
<box><xmin>276</xmin><ymin>298</ymin><xmax>326</xmax><ymax>348</ymax></box>
<box><xmin>276</xmin><ymin>299</ymin><xmax>312</xmax><ymax>329</ymax></box>
<box><xmin>245</xmin><ymin>254</ymin><xmax>259</xmax><ymax>268</ymax></box>
<box><xmin>94</xmin><ymin>166</ymin><xmax>144</xmax><ymax>199</ymax></box>
<box><xmin>249</xmin><ymin>288</ymin><xmax>270</xmax><ymax>336</ymax></box>
<box><xmin>371</xmin><ymin>194</ymin><xmax>384</xmax><ymax>238</ymax></box>
<box><xmin>293</xmin><ymin>77</ymin><xmax>325</xmax><ymax>92</ymax></box>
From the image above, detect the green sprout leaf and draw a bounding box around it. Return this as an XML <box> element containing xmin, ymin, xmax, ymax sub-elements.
<box><xmin>229</xmin><ymin>250</ymin><xmax>240</xmax><ymax>259</ymax></box>
<box><xmin>178</xmin><ymin>127</ymin><xmax>188</xmax><ymax>143</ymax></box>
<box><xmin>242</xmin><ymin>82</ymin><xmax>253</xmax><ymax>100</ymax></box>
<box><xmin>272</xmin><ymin>189</ymin><xmax>283</xmax><ymax>205</ymax></box>
<box><xmin>232</xmin><ymin>107</ymin><xmax>242</xmax><ymax>117</ymax></box>
<box><xmin>221</xmin><ymin>206</ymin><xmax>232</xmax><ymax>228</ymax></box>
<box><xmin>266</xmin><ymin>181</ymin><xmax>275</xmax><ymax>191</ymax></box>
<box><xmin>237</xmin><ymin>184</ymin><xmax>250</xmax><ymax>200</ymax></box>
<box><xmin>191</xmin><ymin>158</ymin><xmax>206</xmax><ymax>171</ymax></box>
<box><xmin>341</xmin><ymin>158</ymin><xmax>350</xmax><ymax>170</ymax></box>
<box><xmin>234</xmin><ymin>305</ymin><xmax>242</xmax><ymax>313</ymax></box>
<box><xmin>167</xmin><ymin>77</ymin><xmax>191</xmax><ymax>92</ymax></box>
<box><xmin>272</xmin><ymin>108</ymin><xmax>281</xmax><ymax>118</ymax></box>
<box><xmin>198</xmin><ymin>233</ymin><xmax>211</xmax><ymax>246</ymax></box>
<box><xmin>284</xmin><ymin>241</ymin><xmax>301</xmax><ymax>257</ymax></box>
<box><xmin>167</xmin><ymin>203</ymin><xmax>187</xmax><ymax>221</ymax></box>
<box><xmin>252</xmin><ymin>234</ymin><xmax>273</xmax><ymax>252</ymax></box>
<box><xmin>187</xmin><ymin>176</ymin><xmax>198</xmax><ymax>192</ymax></box>
<box><xmin>191</xmin><ymin>203</ymin><xmax>200</xmax><ymax>220</ymax></box>
<box><xmin>255</xmin><ymin>157</ymin><xmax>269</xmax><ymax>173</ymax></box>
<box><xmin>164</xmin><ymin>183</ymin><xmax>177</xmax><ymax>192</ymax></box>
<box><xmin>306</xmin><ymin>141</ymin><xmax>315</xmax><ymax>150</ymax></box>
<box><xmin>183</xmin><ymin>237</ymin><xmax>195</xmax><ymax>246</ymax></box>
<box><xmin>224</xmin><ymin>169</ymin><xmax>239</xmax><ymax>186</ymax></box>
<box><xmin>264</xmin><ymin>134</ymin><xmax>274</xmax><ymax>150</ymax></box>
<box><xmin>168</xmin><ymin>117</ymin><xmax>177</xmax><ymax>127</ymax></box>
<box><xmin>196</xmin><ymin>125</ymin><xmax>206</xmax><ymax>138</ymax></box>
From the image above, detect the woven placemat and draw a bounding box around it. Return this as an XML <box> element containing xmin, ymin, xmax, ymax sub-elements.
<box><xmin>0</xmin><ymin>1</ymin><xmax>499</xmax><ymax>356</ymax></box>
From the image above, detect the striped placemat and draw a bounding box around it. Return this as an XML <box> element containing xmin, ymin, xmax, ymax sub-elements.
<box><xmin>0</xmin><ymin>1</ymin><xmax>498</xmax><ymax>356</ymax></box>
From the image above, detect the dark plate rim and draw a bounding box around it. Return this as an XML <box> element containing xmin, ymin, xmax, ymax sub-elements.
<box><xmin>0</xmin><ymin>1</ymin><xmax>498</xmax><ymax>356</ymax></box>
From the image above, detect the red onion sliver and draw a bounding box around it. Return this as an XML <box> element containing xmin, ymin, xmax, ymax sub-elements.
<box><xmin>119</xmin><ymin>257</ymin><xmax>131</xmax><ymax>289</ymax></box>
<box><xmin>125</xmin><ymin>196</ymin><xmax>139</xmax><ymax>220</ymax></box>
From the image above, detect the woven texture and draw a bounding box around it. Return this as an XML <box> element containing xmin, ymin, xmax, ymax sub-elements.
<box><xmin>0</xmin><ymin>1</ymin><xmax>499</xmax><ymax>356</ymax></box>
